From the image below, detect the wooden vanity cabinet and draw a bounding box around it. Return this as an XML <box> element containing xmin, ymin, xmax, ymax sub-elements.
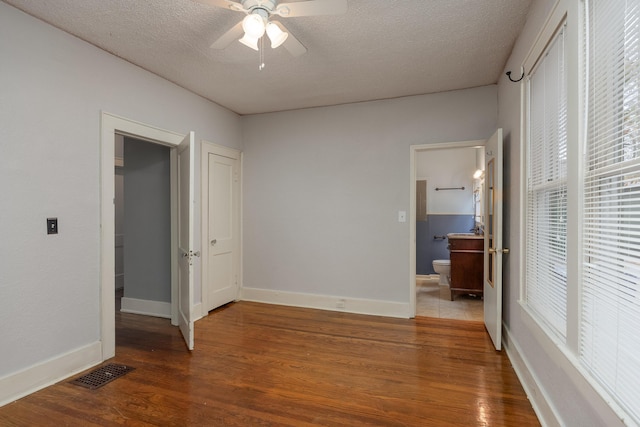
<box><xmin>448</xmin><ymin>236</ymin><xmax>483</xmax><ymax>301</ymax></box>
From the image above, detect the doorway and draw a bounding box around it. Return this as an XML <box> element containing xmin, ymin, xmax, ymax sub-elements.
<box><xmin>409</xmin><ymin>140</ymin><xmax>485</xmax><ymax>319</ymax></box>
<box><xmin>100</xmin><ymin>113</ymin><xmax>186</xmax><ymax>360</ymax></box>
<box><xmin>114</xmin><ymin>136</ymin><xmax>172</xmax><ymax>318</ymax></box>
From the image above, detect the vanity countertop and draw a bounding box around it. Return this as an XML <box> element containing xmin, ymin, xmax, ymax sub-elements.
<box><xmin>447</xmin><ymin>233</ymin><xmax>484</xmax><ymax>239</ymax></box>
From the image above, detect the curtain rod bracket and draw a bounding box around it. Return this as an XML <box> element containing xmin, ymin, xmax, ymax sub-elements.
<box><xmin>506</xmin><ymin>66</ymin><xmax>525</xmax><ymax>82</ymax></box>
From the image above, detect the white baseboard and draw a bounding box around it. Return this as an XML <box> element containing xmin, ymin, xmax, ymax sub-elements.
<box><xmin>121</xmin><ymin>297</ymin><xmax>171</xmax><ymax>319</ymax></box>
<box><xmin>240</xmin><ymin>287</ymin><xmax>411</xmax><ymax>318</ymax></box>
<box><xmin>503</xmin><ymin>325</ymin><xmax>560</xmax><ymax>427</ymax></box>
<box><xmin>0</xmin><ymin>342</ymin><xmax>102</xmax><ymax>407</ymax></box>
<box><xmin>511</xmin><ymin>311</ymin><xmax>628</xmax><ymax>426</ymax></box>
<box><xmin>193</xmin><ymin>302</ymin><xmax>203</xmax><ymax>321</ymax></box>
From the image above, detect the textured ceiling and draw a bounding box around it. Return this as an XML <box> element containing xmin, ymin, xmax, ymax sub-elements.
<box><xmin>3</xmin><ymin>0</ymin><xmax>532</xmax><ymax>115</ymax></box>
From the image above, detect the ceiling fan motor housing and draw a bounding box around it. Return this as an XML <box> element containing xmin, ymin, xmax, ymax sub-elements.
<box><xmin>250</xmin><ymin>7</ymin><xmax>270</xmax><ymax>21</ymax></box>
<box><xmin>242</xmin><ymin>0</ymin><xmax>278</xmax><ymax>14</ymax></box>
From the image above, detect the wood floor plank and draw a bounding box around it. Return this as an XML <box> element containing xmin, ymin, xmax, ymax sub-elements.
<box><xmin>0</xmin><ymin>301</ymin><xmax>540</xmax><ymax>426</ymax></box>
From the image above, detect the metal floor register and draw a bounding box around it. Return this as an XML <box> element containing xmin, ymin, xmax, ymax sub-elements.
<box><xmin>70</xmin><ymin>364</ymin><xmax>135</xmax><ymax>389</ymax></box>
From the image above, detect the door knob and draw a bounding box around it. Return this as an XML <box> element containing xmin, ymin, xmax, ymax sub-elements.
<box><xmin>211</xmin><ymin>239</ymin><xmax>217</xmax><ymax>246</ymax></box>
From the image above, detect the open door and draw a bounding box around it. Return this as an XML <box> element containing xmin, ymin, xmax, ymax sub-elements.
<box><xmin>483</xmin><ymin>128</ymin><xmax>506</xmax><ymax>351</ymax></box>
<box><xmin>177</xmin><ymin>131</ymin><xmax>196</xmax><ymax>350</ymax></box>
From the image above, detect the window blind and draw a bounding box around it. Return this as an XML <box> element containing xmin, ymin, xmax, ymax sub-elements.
<box><xmin>582</xmin><ymin>0</ymin><xmax>640</xmax><ymax>422</ymax></box>
<box><xmin>525</xmin><ymin>26</ymin><xmax>568</xmax><ymax>340</ymax></box>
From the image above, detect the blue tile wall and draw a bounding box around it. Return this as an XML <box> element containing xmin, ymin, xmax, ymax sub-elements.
<box><xmin>416</xmin><ymin>214</ymin><xmax>475</xmax><ymax>274</ymax></box>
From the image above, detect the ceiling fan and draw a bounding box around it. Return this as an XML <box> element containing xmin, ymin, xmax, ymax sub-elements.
<box><xmin>194</xmin><ymin>0</ymin><xmax>348</xmax><ymax>57</ymax></box>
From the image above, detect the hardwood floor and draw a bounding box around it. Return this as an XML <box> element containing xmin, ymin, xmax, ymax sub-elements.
<box><xmin>0</xmin><ymin>302</ymin><xmax>540</xmax><ymax>426</ymax></box>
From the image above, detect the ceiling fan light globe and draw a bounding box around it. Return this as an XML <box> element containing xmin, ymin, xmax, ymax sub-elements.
<box><xmin>238</xmin><ymin>34</ymin><xmax>260</xmax><ymax>51</ymax></box>
<box><xmin>242</xmin><ymin>14</ymin><xmax>266</xmax><ymax>38</ymax></box>
<box><xmin>266</xmin><ymin>22</ymin><xmax>288</xmax><ymax>48</ymax></box>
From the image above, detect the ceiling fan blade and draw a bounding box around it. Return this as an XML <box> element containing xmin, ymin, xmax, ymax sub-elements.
<box><xmin>192</xmin><ymin>0</ymin><xmax>246</xmax><ymax>13</ymax></box>
<box><xmin>272</xmin><ymin>22</ymin><xmax>307</xmax><ymax>57</ymax></box>
<box><xmin>273</xmin><ymin>0</ymin><xmax>348</xmax><ymax>17</ymax></box>
<box><xmin>210</xmin><ymin>21</ymin><xmax>244</xmax><ymax>49</ymax></box>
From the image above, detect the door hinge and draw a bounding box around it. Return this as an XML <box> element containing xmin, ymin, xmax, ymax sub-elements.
<box><xmin>183</xmin><ymin>250</ymin><xmax>201</xmax><ymax>265</ymax></box>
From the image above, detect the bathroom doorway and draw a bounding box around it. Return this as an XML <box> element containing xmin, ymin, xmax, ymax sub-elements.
<box><xmin>410</xmin><ymin>140</ymin><xmax>485</xmax><ymax>321</ymax></box>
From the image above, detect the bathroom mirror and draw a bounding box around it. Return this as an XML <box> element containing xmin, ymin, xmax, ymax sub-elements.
<box><xmin>416</xmin><ymin>180</ymin><xmax>427</xmax><ymax>222</ymax></box>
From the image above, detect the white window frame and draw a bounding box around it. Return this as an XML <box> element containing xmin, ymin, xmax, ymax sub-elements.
<box><xmin>520</xmin><ymin>1</ymin><xmax>575</xmax><ymax>346</ymax></box>
<box><xmin>517</xmin><ymin>0</ymin><xmax>640</xmax><ymax>424</ymax></box>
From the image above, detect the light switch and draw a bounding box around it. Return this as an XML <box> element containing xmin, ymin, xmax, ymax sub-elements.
<box><xmin>47</xmin><ymin>218</ymin><xmax>58</xmax><ymax>234</ymax></box>
<box><xmin>398</xmin><ymin>211</ymin><xmax>406</xmax><ymax>223</ymax></box>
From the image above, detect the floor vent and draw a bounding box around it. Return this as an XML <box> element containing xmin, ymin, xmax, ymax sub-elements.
<box><xmin>70</xmin><ymin>364</ymin><xmax>134</xmax><ymax>389</ymax></box>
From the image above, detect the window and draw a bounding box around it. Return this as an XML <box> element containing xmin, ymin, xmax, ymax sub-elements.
<box><xmin>525</xmin><ymin>25</ymin><xmax>568</xmax><ymax>340</ymax></box>
<box><xmin>581</xmin><ymin>0</ymin><xmax>640</xmax><ymax>422</ymax></box>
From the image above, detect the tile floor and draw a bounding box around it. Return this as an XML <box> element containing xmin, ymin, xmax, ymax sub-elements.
<box><xmin>416</xmin><ymin>275</ymin><xmax>483</xmax><ymax>321</ymax></box>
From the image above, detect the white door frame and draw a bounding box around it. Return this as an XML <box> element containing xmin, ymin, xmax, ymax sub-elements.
<box><xmin>409</xmin><ymin>139</ymin><xmax>486</xmax><ymax>318</ymax></box>
<box><xmin>177</xmin><ymin>131</ymin><xmax>196</xmax><ymax>350</ymax></box>
<box><xmin>100</xmin><ymin>112</ymin><xmax>184</xmax><ymax>360</ymax></box>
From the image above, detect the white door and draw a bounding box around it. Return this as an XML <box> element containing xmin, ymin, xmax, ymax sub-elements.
<box><xmin>483</xmin><ymin>128</ymin><xmax>505</xmax><ymax>351</ymax></box>
<box><xmin>202</xmin><ymin>143</ymin><xmax>240</xmax><ymax>312</ymax></box>
<box><xmin>177</xmin><ymin>131</ymin><xmax>196</xmax><ymax>350</ymax></box>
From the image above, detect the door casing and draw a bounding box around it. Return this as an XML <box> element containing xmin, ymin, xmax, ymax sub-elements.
<box><xmin>409</xmin><ymin>140</ymin><xmax>486</xmax><ymax>318</ymax></box>
<box><xmin>100</xmin><ymin>112</ymin><xmax>184</xmax><ymax>360</ymax></box>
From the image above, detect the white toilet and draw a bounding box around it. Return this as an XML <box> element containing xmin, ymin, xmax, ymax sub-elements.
<box><xmin>432</xmin><ymin>259</ymin><xmax>451</xmax><ymax>286</ymax></box>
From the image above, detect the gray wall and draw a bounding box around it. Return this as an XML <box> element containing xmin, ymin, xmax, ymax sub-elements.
<box><xmin>0</xmin><ymin>2</ymin><xmax>241</xmax><ymax>380</ymax></box>
<box><xmin>123</xmin><ymin>138</ymin><xmax>171</xmax><ymax>303</ymax></box>
<box><xmin>416</xmin><ymin>215</ymin><xmax>474</xmax><ymax>274</ymax></box>
<box><xmin>242</xmin><ymin>86</ymin><xmax>497</xmax><ymax>303</ymax></box>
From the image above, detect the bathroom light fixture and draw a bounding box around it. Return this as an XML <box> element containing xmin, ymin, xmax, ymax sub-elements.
<box><xmin>473</xmin><ymin>147</ymin><xmax>485</xmax><ymax>179</ymax></box>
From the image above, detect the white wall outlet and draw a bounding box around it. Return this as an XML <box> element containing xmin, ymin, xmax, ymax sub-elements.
<box><xmin>336</xmin><ymin>299</ymin><xmax>346</xmax><ymax>309</ymax></box>
<box><xmin>398</xmin><ymin>211</ymin><xmax>407</xmax><ymax>222</ymax></box>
